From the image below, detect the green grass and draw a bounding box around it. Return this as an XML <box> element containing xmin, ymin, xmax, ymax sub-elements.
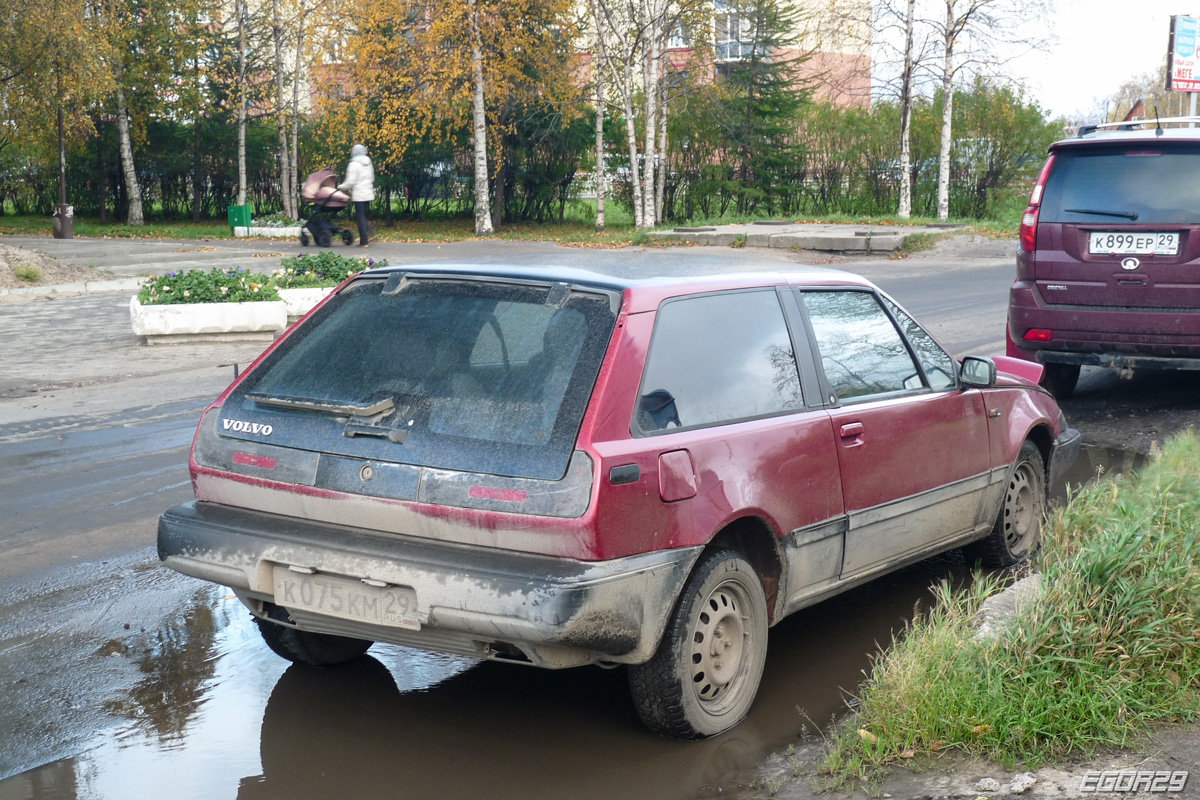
<box><xmin>13</xmin><ymin>265</ymin><xmax>41</xmax><ymax>282</ymax></box>
<box><xmin>819</xmin><ymin>433</ymin><xmax>1200</xmax><ymax>792</ymax></box>
<box><xmin>0</xmin><ymin>200</ymin><xmax>1020</xmax><ymax>245</ymax></box>
<box><xmin>0</xmin><ymin>216</ymin><xmax>233</xmax><ymax>240</ymax></box>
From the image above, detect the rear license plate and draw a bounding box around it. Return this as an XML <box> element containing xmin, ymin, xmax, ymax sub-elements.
<box><xmin>273</xmin><ymin>568</ymin><xmax>420</xmax><ymax>630</ymax></box>
<box><xmin>1088</xmin><ymin>232</ymin><xmax>1179</xmax><ymax>255</ymax></box>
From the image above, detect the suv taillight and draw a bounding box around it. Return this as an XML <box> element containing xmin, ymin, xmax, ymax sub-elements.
<box><xmin>1019</xmin><ymin>154</ymin><xmax>1056</xmax><ymax>253</ymax></box>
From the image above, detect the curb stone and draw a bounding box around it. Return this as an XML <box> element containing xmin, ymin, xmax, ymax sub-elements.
<box><xmin>0</xmin><ymin>277</ymin><xmax>144</xmax><ymax>297</ymax></box>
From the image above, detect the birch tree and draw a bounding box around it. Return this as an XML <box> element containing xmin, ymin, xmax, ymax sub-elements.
<box><xmin>929</xmin><ymin>0</ymin><xmax>1049</xmax><ymax>219</ymax></box>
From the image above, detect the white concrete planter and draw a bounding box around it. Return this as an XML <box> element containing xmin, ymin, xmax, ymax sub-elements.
<box><xmin>130</xmin><ymin>296</ymin><xmax>287</xmax><ymax>343</ymax></box>
<box><xmin>233</xmin><ymin>226</ymin><xmax>303</xmax><ymax>238</ymax></box>
<box><xmin>277</xmin><ymin>286</ymin><xmax>336</xmax><ymax>317</ymax></box>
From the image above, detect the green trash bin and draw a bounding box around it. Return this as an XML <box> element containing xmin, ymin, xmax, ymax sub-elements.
<box><xmin>227</xmin><ymin>204</ymin><xmax>252</xmax><ymax>230</ymax></box>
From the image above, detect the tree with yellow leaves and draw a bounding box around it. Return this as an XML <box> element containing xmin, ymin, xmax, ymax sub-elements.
<box><xmin>330</xmin><ymin>0</ymin><xmax>579</xmax><ymax>236</ymax></box>
<box><xmin>0</xmin><ymin>0</ymin><xmax>113</xmax><ymax>225</ymax></box>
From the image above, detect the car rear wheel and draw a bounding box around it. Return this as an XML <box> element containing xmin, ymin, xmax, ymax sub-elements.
<box><xmin>254</xmin><ymin>615</ymin><xmax>373</xmax><ymax>666</ymax></box>
<box><xmin>628</xmin><ymin>549</ymin><xmax>768</xmax><ymax>739</ymax></box>
<box><xmin>1040</xmin><ymin>363</ymin><xmax>1080</xmax><ymax>399</ymax></box>
<box><xmin>969</xmin><ymin>440</ymin><xmax>1046</xmax><ymax>568</ymax></box>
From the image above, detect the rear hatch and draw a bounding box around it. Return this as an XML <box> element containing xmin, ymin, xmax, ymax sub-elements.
<box><xmin>1036</xmin><ymin>141</ymin><xmax>1200</xmax><ymax>309</ymax></box>
<box><xmin>205</xmin><ymin>272</ymin><xmax>618</xmax><ymax>491</ymax></box>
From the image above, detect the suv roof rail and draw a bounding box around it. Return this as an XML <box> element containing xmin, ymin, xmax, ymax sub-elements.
<box><xmin>1078</xmin><ymin>115</ymin><xmax>1200</xmax><ymax>137</ymax></box>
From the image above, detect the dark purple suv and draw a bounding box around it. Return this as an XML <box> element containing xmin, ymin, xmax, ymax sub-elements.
<box><xmin>1007</xmin><ymin>122</ymin><xmax>1200</xmax><ymax>396</ymax></box>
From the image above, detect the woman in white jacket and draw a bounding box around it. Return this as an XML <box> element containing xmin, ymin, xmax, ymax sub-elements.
<box><xmin>338</xmin><ymin>144</ymin><xmax>375</xmax><ymax>247</ymax></box>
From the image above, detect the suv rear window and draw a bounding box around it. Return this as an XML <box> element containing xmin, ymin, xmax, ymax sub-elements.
<box><xmin>1040</xmin><ymin>143</ymin><xmax>1200</xmax><ymax>225</ymax></box>
<box><xmin>220</xmin><ymin>275</ymin><xmax>617</xmax><ymax>481</ymax></box>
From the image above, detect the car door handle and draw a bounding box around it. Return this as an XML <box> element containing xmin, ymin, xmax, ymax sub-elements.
<box><xmin>839</xmin><ymin>422</ymin><xmax>864</xmax><ymax>442</ymax></box>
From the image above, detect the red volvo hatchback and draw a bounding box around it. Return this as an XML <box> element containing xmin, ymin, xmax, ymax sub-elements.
<box><xmin>159</xmin><ymin>264</ymin><xmax>1078</xmax><ymax>738</ymax></box>
<box><xmin>1008</xmin><ymin>121</ymin><xmax>1200</xmax><ymax>396</ymax></box>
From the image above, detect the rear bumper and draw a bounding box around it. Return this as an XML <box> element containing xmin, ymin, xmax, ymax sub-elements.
<box><xmin>1008</xmin><ymin>281</ymin><xmax>1200</xmax><ymax>366</ymax></box>
<box><xmin>158</xmin><ymin>501</ymin><xmax>700</xmax><ymax>668</ymax></box>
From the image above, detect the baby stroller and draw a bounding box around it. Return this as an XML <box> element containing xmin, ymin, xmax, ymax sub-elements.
<box><xmin>299</xmin><ymin>169</ymin><xmax>356</xmax><ymax>247</ymax></box>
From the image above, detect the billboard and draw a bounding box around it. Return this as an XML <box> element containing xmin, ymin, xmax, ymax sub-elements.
<box><xmin>1168</xmin><ymin>15</ymin><xmax>1200</xmax><ymax>91</ymax></box>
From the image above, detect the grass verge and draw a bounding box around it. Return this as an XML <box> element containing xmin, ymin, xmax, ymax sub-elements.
<box><xmin>820</xmin><ymin>433</ymin><xmax>1200</xmax><ymax>791</ymax></box>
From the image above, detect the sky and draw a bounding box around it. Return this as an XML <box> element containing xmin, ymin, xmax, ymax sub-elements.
<box><xmin>1008</xmin><ymin>0</ymin><xmax>1185</xmax><ymax>121</ymax></box>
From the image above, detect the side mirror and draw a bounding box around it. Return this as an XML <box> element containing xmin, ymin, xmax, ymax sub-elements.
<box><xmin>960</xmin><ymin>356</ymin><xmax>997</xmax><ymax>388</ymax></box>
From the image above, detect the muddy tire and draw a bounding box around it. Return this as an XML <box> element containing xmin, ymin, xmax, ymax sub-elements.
<box><xmin>255</xmin><ymin>616</ymin><xmax>373</xmax><ymax>666</ymax></box>
<box><xmin>629</xmin><ymin>549</ymin><xmax>768</xmax><ymax>739</ymax></box>
<box><xmin>969</xmin><ymin>441</ymin><xmax>1046</xmax><ymax>568</ymax></box>
<box><xmin>1040</xmin><ymin>363</ymin><xmax>1079</xmax><ymax>399</ymax></box>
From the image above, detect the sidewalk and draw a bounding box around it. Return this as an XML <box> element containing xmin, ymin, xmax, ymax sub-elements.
<box><xmin>648</xmin><ymin>221</ymin><xmax>968</xmax><ymax>252</ymax></box>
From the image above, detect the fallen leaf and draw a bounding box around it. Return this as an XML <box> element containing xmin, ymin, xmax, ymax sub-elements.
<box><xmin>899</xmin><ymin>749</ymin><xmax>915</xmax><ymax>759</ymax></box>
<box><xmin>971</xmin><ymin>725</ymin><xmax>990</xmax><ymax>736</ymax></box>
<box><xmin>931</xmin><ymin>741</ymin><xmax>944</xmax><ymax>751</ymax></box>
<box><xmin>1166</xmin><ymin>670</ymin><xmax>1181</xmax><ymax>687</ymax></box>
<box><xmin>858</xmin><ymin>729</ymin><xmax>878</xmax><ymax>745</ymax></box>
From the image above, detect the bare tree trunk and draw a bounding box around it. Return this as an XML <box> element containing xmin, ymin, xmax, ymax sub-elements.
<box><xmin>640</xmin><ymin>1</ymin><xmax>658</xmax><ymax>229</ymax></box>
<box><xmin>655</xmin><ymin>78</ymin><xmax>668</xmax><ymax>224</ymax></box>
<box><xmin>594</xmin><ymin>76</ymin><xmax>606</xmax><ymax>232</ymax></box>
<box><xmin>97</xmin><ymin>123</ymin><xmax>108</xmax><ymax>224</ymax></box>
<box><xmin>236</xmin><ymin>0</ymin><xmax>248</xmax><ymax>207</ymax></box>
<box><xmin>621</xmin><ymin>55</ymin><xmax>644</xmax><ymax>229</ymax></box>
<box><xmin>192</xmin><ymin>53</ymin><xmax>203</xmax><ymax>223</ymax></box>
<box><xmin>591</xmin><ymin>0</ymin><xmax>606</xmax><ymax>232</ymax></box>
<box><xmin>291</xmin><ymin>10</ymin><xmax>305</xmax><ymax>221</ymax></box>
<box><xmin>936</xmin><ymin>0</ymin><xmax>954</xmax><ymax>221</ymax></box>
<box><xmin>898</xmin><ymin>0</ymin><xmax>915</xmax><ymax>219</ymax></box>
<box><xmin>271</xmin><ymin>0</ymin><xmax>293</xmax><ymax>219</ymax></box>
<box><xmin>114</xmin><ymin>83</ymin><xmax>144</xmax><ymax>226</ymax></box>
<box><xmin>468</xmin><ymin>0</ymin><xmax>494</xmax><ymax>235</ymax></box>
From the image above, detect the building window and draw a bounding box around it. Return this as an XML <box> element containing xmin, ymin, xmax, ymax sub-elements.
<box><xmin>714</xmin><ymin>0</ymin><xmax>755</xmax><ymax>61</ymax></box>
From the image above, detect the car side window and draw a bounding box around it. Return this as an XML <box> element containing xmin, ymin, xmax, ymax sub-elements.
<box><xmin>879</xmin><ymin>297</ymin><xmax>957</xmax><ymax>391</ymax></box>
<box><xmin>800</xmin><ymin>290</ymin><xmax>922</xmax><ymax>401</ymax></box>
<box><xmin>637</xmin><ymin>290</ymin><xmax>804</xmax><ymax>432</ymax></box>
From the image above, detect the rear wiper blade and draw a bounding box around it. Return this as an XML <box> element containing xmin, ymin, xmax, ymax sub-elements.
<box><xmin>248</xmin><ymin>393</ymin><xmax>395</xmax><ymax>417</ymax></box>
<box><xmin>1064</xmin><ymin>207</ymin><xmax>1139</xmax><ymax>220</ymax></box>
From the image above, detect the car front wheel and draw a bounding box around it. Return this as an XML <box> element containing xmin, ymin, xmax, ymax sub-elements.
<box><xmin>969</xmin><ymin>440</ymin><xmax>1047</xmax><ymax>567</ymax></box>
<box><xmin>628</xmin><ymin>549</ymin><xmax>768</xmax><ymax>739</ymax></box>
<box><xmin>254</xmin><ymin>616</ymin><xmax>373</xmax><ymax>666</ymax></box>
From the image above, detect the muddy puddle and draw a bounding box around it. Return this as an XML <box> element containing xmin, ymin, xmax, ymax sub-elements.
<box><xmin>0</xmin><ymin>445</ymin><xmax>1142</xmax><ymax>800</ymax></box>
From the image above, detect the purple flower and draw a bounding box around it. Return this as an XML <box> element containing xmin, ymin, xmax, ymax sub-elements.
<box><xmin>368</xmin><ymin>259</ymin><xmax>375</xmax><ymax>266</ymax></box>
<box><xmin>168</xmin><ymin>271</ymin><xmax>176</xmax><ymax>278</ymax></box>
<box><xmin>237</xmin><ymin>267</ymin><xmax>243</xmax><ymax>274</ymax></box>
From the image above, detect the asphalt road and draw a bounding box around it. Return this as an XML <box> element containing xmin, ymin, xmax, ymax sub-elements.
<box><xmin>0</xmin><ymin>236</ymin><xmax>1190</xmax><ymax>798</ymax></box>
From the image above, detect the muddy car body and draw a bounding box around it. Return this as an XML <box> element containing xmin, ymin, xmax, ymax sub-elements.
<box><xmin>159</xmin><ymin>264</ymin><xmax>1078</xmax><ymax>737</ymax></box>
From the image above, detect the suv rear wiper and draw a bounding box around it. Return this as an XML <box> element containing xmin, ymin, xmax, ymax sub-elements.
<box><xmin>248</xmin><ymin>393</ymin><xmax>395</xmax><ymax>417</ymax></box>
<box><xmin>1064</xmin><ymin>208</ymin><xmax>1139</xmax><ymax>220</ymax></box>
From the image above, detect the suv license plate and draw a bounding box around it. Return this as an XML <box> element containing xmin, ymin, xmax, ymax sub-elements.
<box><xmin>1088</xmin><ymin>232</ymin><xmax>1179</xmax><ymax>255</ymax></box>
<box><xmin>273</xmin><ymin>568</ymin><xmax>420</xmax><ymax>630</ymax></box>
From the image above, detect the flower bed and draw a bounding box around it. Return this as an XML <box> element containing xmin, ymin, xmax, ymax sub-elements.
<box><xmin>271</xmin><ymin>252</ymin><xmax>386</xmax><ymax>289</ymax></box>
<box><xmin>130</xmin><ymin>257</ymin><xmax>389</xmax><ymax>339</ymax></box>
<box><xmin>138</xmin><ymin>267</ymin><xmax>280</xmax><ymax>305</ymax></box>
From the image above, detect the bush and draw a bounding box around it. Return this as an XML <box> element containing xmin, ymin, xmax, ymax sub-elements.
<box><xmin>272</xmin><ymin>252</ymin><xmax>386</xmax><ymax>289</ymax></box>
<box><xmin>14</xmin><ymin>265</ymin><xmax>40</xmax><ymax>282</ymax></box>
<box><xmin>138</xmin><ymin>267</ymin><xmax>280</xmax><ymax>305</ymax></box>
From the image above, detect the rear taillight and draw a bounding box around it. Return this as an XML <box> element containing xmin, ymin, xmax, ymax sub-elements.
<box><xmin>1023</xmin><ymin>328</ymin><xmax>1052</xmax><ymax>342</ymax></box>
<box><xmin>1019</xmin><ymin>206</ymin><xmax>1039</xmax><ymax>252</ymax></box>
<box><xmin>1020</xmin><ymin>154</ymin><xmax>1056</xmax><ymax>253</ymax></box>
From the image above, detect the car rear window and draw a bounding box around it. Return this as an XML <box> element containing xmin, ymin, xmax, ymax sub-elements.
<box><xmin>220</xmin><ymin>275</ymin><xmax>617</xmax><ymax>481</ymax></box>
<box><xmin>1040</xmin><ymin>143</ymin><xmax>1200</xmax><ymax>225</ymax></box>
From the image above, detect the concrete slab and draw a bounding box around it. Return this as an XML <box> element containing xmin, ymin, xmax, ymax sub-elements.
<box><xmin>649</xmin><ymin>222</ymin><xmax>962</xmax><ymax>252</ymax></box>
